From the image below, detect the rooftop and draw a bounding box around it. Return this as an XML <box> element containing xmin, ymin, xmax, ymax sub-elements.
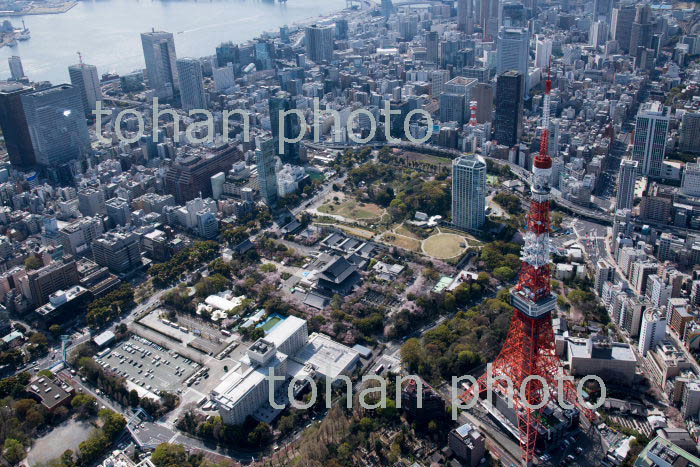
<box><xmin>292</xmin><ymin>332</ymin><xmax>360</xmax><ymax>379</ymax></box>
<box><xmin>635</xmin><ymin>435</ymin><xmax>700</xmax><ymax>466</ymax></box>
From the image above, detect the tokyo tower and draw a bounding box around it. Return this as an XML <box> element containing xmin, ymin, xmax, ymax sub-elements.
<box><xmin>461</xmin><ymin>71</ymin><xmax>595</xmax><ymax>465</ymax></box>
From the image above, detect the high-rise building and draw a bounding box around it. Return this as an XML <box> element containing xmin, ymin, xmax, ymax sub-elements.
<box><xmin>639</xmin><ymin>308</ymin><xmax>666</xmax><ymax>356</ymax></box>
<box><xmin>197</xmin><ymin>211</ymin><xmax>218</xmax><ymax>239</ymax></box>
<box><xmin>426</xmin><ymin>31</ymin><xmax>439</xmax><ymax>64</ymax></box>
<box><xmin>440</xmin><ymin>93</ymin><xmax>466</xmax><ymax>125</ymax></box>
<box><xmin>256</xmin><ymin>137</ymin><xmax>279</xmax><ymax>207</ymax></box>
<box><xmin>0</xmin><ymin>82</ymin><xmax>35</xmax><ymax>168</ymax></box>
<box><xmin>92</xmin><ymin>231</ymin><xmax>141</xmax><ymax>274</ymax></box>
<box><xmin>494</xmin><ymin>71</ymin><xmax>523</xmax><ymax>147</ymax></box>
<box><xmin>430</xmin><ymin>70</ymin><xmax>451</xmax><ymax>97</ymax></box>
<box><xmin>212</xmin><ymin>64</ymin><xmax>235</xmax><ymax>93</ymax></box>
<box><xmin>215</xmin><ymin>41</ymin><xmax>239</xmax><ymax>68</ymax></box>
<box><xmin>593</xmin><ymin>0</ymin><xmax>614</xmax><ymax>23</ymax></box>
<box><xmin>616</xmin><ymin>159</ymin><xmax>638</xmax><ymax>211</ymax></box>
<box><xmin>8</xmin><ymin>56</ymin><xmax>24</xmax><ymax>81</ymax></box>
<box><xmin>448</xmin><ymin>424</ymin><xmax>486</xmax><ymax>467</ymax></box>
<box><xmin>681</xmin><ymin>158</ymin><xmax>700</xmax><ymax>198</ymax></box>
<box><xmin>612</xmin><ymin>5</ymin><xmax>636</xmax><ymax>53</ymax></box>
<box><xmin>535</xmin><ymin>37</ymin><xmax>552</xmax><ymax>69</ymax></box>
<box><xmin>105</xmin><ymin>197</ymin><xmax>130</xmax><ymax>227</ymax></box>
<box><xmin>590</xmin><ymin>21</ymin><xmax>609</xmax><ymax>48</ymax></box>
<box><xmin>629</xmin><ymin>4</ymin><xmax>652</xmax><ymax>57</ymax></box>
<box><xmin>594</xmin><ymin>260</ymin><xmax>614</xmax><ymax>296</ymax></box>
<box><xmin>59</xmin><ymin>217</ymin><xmax>104</xmax><ymax>256</ymax></box>
<box><xmin>335</xmin><ymin>19</ymin><xmax>349</xmax><ymax>41</ymax></box>
<box><xmin>480</xmin><ymin>0</ymin><xmax>499</xmax><ymax>40</ymax></box>
<box><xmin>176</xmin><ymin>58</ymin><xmax>206</xmax><ymax>111</ymax></box>
<box><xmin>632</xmin><ymin>102</ymin><xmax>670</xmax><ymax>178</ymax></box>
<box><xmin>27</xmin><ymin>260</ymin><xmax>80</xmax><ymax>306</ymax></box>
<box><xmin>452</xmin><ymin>154</ymin><xmax>486</xmax><ymax>231</ymax></box>
<box><xmin>164</xmin><ymin>146</ymin><xmax>241</xmax><ymax>204</ymax></box>
<box><xmin>68</xmin><ymin>62</ymin><xmax>101</xmax><ymax>117</ymax></box>
<box><xmin>496</xmin><ymin>27</ymin><xmax>529</xmax><ymax>77</ymax></box>
<box><xmin>444</xmin><ymin>76</ymin><xmax>477</xmax><ymax>100</ymax></box>
<box><xmin>304</xmin><ymin>24</ymin><xmax>334</xmax><ymax>63</ymax></box>
<box><xmin>680</xmin><ymin>112</ymin><xmax>700</xmax><ymax>154</ymax></box>
<box><xmin>78</xmin><ymin>187</ymin><xmax>106</xmax><ymax>217</ymax></box>
<box><xmin>381</xmin><ymin>0</ymin><xmax>394</xmax><ymax>18</ymax></box>
<box><xmin>472</xmin><ymin>83</ymin><xmax>493</xmax><ymax>123</ymax></box>
<box><xmin>500</xmin><ymin>1</ymin><xmax>527</xmax><ymax>28</ymax></box>
<box><xmin>457</xmin><ymin>0</ymin><xmax>473</xmax><ymax>34</ymax></box>
<box><xmin>21</xmin><ymin>84</ymin><xmax>91</xmax><ymax>169</ymax></box>
<box><xmin>269</xmin><ymin>92</ymin><xmax>300</xmax><ymax>163</ymax></box>
<box><xmin>141</xmin><ymin>30</ymin><xmax>178</xmax><ymax>99</ymax></box>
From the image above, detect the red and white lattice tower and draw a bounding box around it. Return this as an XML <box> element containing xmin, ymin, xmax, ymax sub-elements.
<box><xmin>461</xmin><ymin>70</ymin><xmax>594</xmax><ymax>465</ymax></box>
<box><xmin>469</xmin><ymin>100</ymin><xmax>478</xmax><ymax>127</ymax></box>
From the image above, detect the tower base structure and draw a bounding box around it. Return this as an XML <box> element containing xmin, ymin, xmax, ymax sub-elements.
<box><xmin>461</xmin><ymin>291</ymin><xmax>595</xmax><ymax>465</ymax></box>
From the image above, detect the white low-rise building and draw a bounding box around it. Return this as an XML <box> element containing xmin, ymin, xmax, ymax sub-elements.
<box><xmin>212</xmin><ymin>316</ymin><xmax>359</xmax><ymax>426</ymax></box>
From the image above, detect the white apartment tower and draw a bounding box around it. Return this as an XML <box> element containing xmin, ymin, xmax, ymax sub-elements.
<box><xmin>616</xmin><ymin>159</ymin><xmax>638</xmax><ymax>211</ymax></box>
<box><xmin>452</xmin><ymin>154</ymin><xmax>487</xmax><ymax>231</ymax></box>
<box><xmin>535</xmin><ymin>37</ymin><xmax>552</xmax><ymax>69</ymax></box>
<box><xmin>632</xmin><ymin>102</ymin><xmax>670</xmax><ymax>178</ymax></box>
<box><xmin>639</xmin><ymin>308</ymin><xmax>667</xmax><ymax>356</ymax></box>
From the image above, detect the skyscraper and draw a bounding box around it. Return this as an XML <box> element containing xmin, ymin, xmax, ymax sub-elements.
<box><xmin>426</xmin><ymin>31</ymin><xmax>439</xmax><ymax>64</ymax></box>
<box><xmin>381</xmin><ymin>0</ymin><xmax>394</xmax><ymax>18</ymax></box>
<box><xmin>212</xmin><ymin>64</ymin><xmax>235</xmax><ymax>93</ymax></box>
<box><xmin>452</xmin><ymin>154</ymin><xmax>487</xmax><ymax>231</ymax></box>
<box><xmin>496</xmin><ymin>27</ymin><xmax>529</xmax><ymax>77</ymax></box>
<box><xmin>590</xmin><ymin>21</ymin><xmax>609</xmax><ymax>48</ymax></box>
<box><xmin>176</xmin><ymin>58</ymin><xmax>206</xmax><ymax>111</ymax></box>
<box><xmin>472</xmin><ymin>83</ymin><xmax>493</xmax><ymax>123</ymax></box>
<box><xmin>500</xmin><ymin>1</ymin><xmax>527</xmax><ymax>28</ymax></box>
<box><xmin>494</xmin><ymin>71</ymin><xmax>523</xmax><ymax>147</ymax></box>
<box><xmin>535</xmin><ymin>37</ymin><xmax>552</xmax><ymax>69</ymax></box>
<box><xmin>480</xmin><ymin>0</ymin><xmax>499</xmax><ymax>40</ymax></box>
<box><xmin>141</xmin><ymin>30</ymin><xmax>179</xmax><ymax>99</ymax></box>
<box><xmin>457</xmin><ymin>0</ymin><xmax>473</xmax><ymax>34</ymax></box>
<box><xmin>304</xmin><ymin>24</ymin><xmax>334</xmax><ymax>63</ymax></box>
<box><xmin>269</xmin><ymin>92</ymin><xmax>300</xmax><ymax>163</ymax></box>
<box><xmin>440</xmin><ymin>93</ymin><xmax>466</xmax><ymax>125</ymax></box>
<box><xmin>629</xmin><ymin>4</ymin><xmax>652</xmax><ymax>58</ymax></box>
<box><xmin>632</xmin><ymin>102</ymin><xmax>670</xmax><ymax>178</ymax></box>
<box><xmin>0</xmin><ymin>83</ymin><xmax>35</xmax><ymax>168</ymax></box>
<box><xmin>616</xmin><ymin>159</ymin><xmax>638</xmax><ymax>211</ymax></box>
<box><xmin>612</xmin><ymin>5</ymin><xmax>636</xmax><ymax>53</ymax></box>
<box><xmin>680</xmin><ymin>112</ymin><xmax>700</xmax><ymax>154</ymax></box>
<box><xmin>8</xmin><ymin>56</ymin><xmax>24</xmax><ymax>81</ymax></box>
<box><xmin>335</xmin><ymin>19</ymin><xmax>349</xmax><ymax>41</ymax></box>
<box><xmin>593</xmin><ymin>0</ymin><xmax>614</xmax><ymax>23</ymax></box>
<box><xmin>21</xmin><ymin>84</ymin><xmax>90</xmax><ymax>169</ymax></box>
<box><xmin>164</xmin><ymin>146</ymin><xmax>241</xmax><ymax>204</ymax></box>
<box><xmin>68</xmin><ymin>62</ymin><xmax>101</xmax><ymax>117</ymax></box>
<box><xmin>256</xmin><ymin>137</ymin><xmax>279</xmax><ymax>207</ymax></box>
<box><xmin>430</xmin><ymin>70</ymin><xmax>451</xmax><ymax>97</ymax></box>
<box><xmin>215</xmin><ymin>41</ymin><xmax>239</xmax><ymax>68</ymax></box>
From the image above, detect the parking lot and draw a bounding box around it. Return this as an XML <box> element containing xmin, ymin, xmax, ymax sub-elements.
<box><xmin>95</xmin><ymin>336</ymin><xmax>201</xmax><ymax>396</ymax></box>
<box><xmin>139</xmin><ymin>310</ymin><xmax>231</xmax><ymax>356</ymax></box>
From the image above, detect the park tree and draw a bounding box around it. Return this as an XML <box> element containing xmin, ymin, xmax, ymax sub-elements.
<box><xmin>3</xmin><ymin>438</ymin><xmax>25</xmax><ymax>465</ymax></box>
<box><xmin>151</xmin><ymin>443</ymin><xmax>189</xmax><ymax>467</ymax></box>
